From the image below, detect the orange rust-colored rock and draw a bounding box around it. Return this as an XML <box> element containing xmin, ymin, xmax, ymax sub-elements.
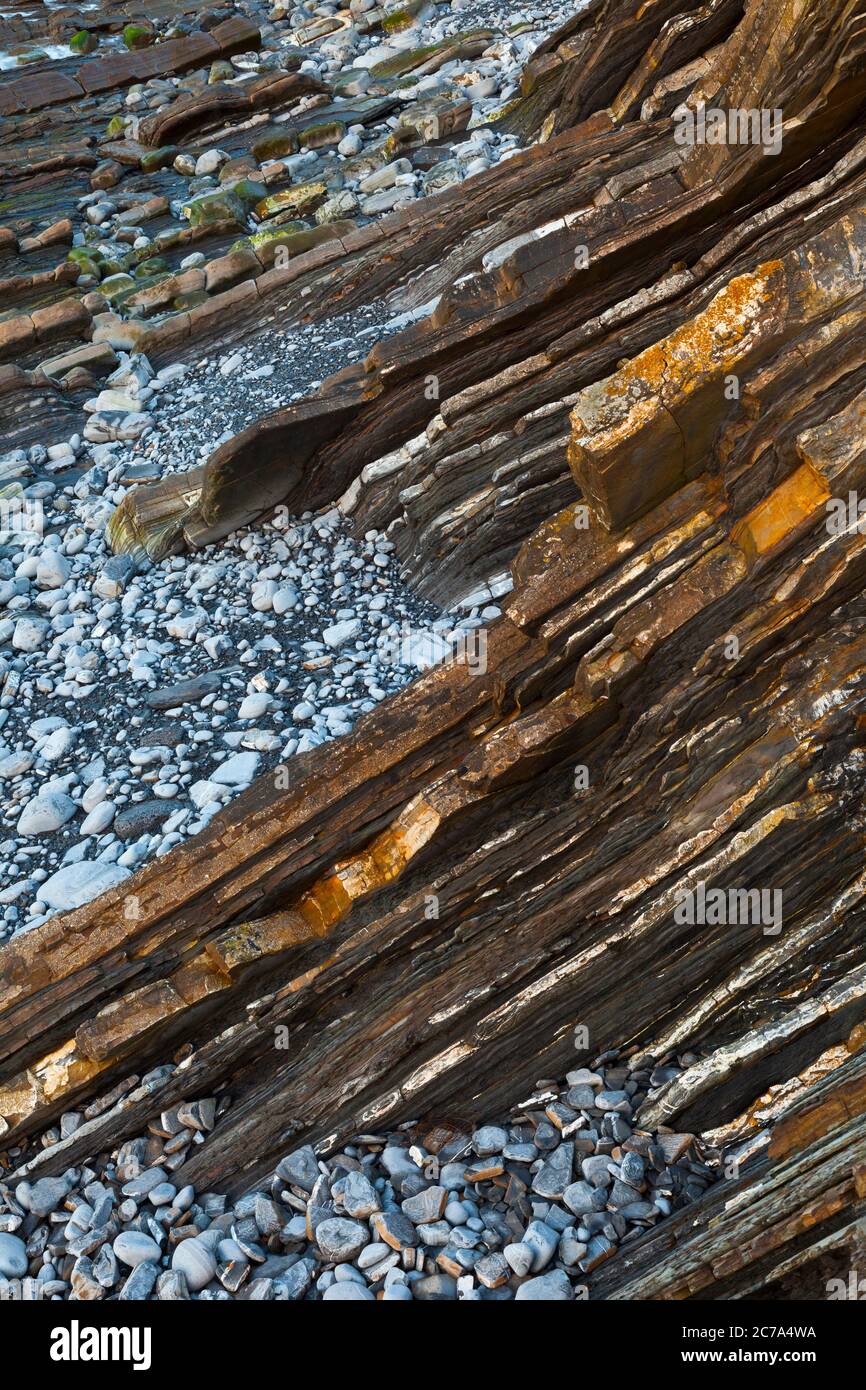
<box><xmin>732</xmin><ymin>463</ymin><xmax>830</xmax><ymax>563</ymax></box>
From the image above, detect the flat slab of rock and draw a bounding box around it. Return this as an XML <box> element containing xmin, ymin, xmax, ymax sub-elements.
<box><xmin>39</xmin><ymin>862</ymin><xmax>131</xmax><ymax>911</ymax></box>
<box><xmin>114</xmin><ymin>801</ymin><xmax>173</xmax><ymax>841</ymax></box>
<box><xmin>145</xmin><ymin>667</ymin><xmax>237</xmax><ymax>709</ymax></box>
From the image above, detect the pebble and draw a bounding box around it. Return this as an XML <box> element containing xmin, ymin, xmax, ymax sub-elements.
<box><xmin>515</xmin><ymin>1270</ymin><xmax>574</xmax><ymax>1300</ymax></box>
<box><xmin>119</xmin><ymin>1261</ymin><xmax>160</xmax><ymax>1300</ymax></box>
<box><xmin>532</xmin><ymin>1141</ymin><xmax>573</xmax><ymax>1198</ymax></box>
<box><xmin>148</xmin><ymin>1183</ymin><xmax>177</xmax><ymax>1206</ymax></box>
<box><xmin>323</xmin><ymin>1281</ymin><xmax>375</xmax><ymax>1300</ymax></box>
<box><xmin>316</xmin><ymin>1217</ymin><xmax>368</xmax><ymax>1263</ymax></box>
<box><xmin>39</xmin><ymin>862</ymin><xmax>130</xmax><ymax>911</ymax></box>
<box><xmin>114</xmin><ymin>801</ymin><xmax>172</xmax><ymax>840</ymax></box>
<box><xmin>0</xmin><ymin>1234</ymin><xmax>28</xmax><ymax>1278</ymax></box>
<box><xmin>211</xmin><ymin>751</ymin><xmax>260</xmax><ymax>786</ymax></box>
<box><xmin>0</xmin><ymin>408</ymin><xmax>443</xmax><ymax>937</ymax></box>
<box><xmin>341</xmin><ymin>1172</ymin><xmax>381</xmax><ymax>1219</ymax></box>
<box><xmin>171</xmin><ymin>1237</ymin><xmax>216</xmax><ymax>1292</ymax></box>
<box><xmin>504</xmin><ymin>1241</ymin><xmax>534</xmax><ymax>1277</ymax></box>
<box><xmin>0</xmin><ymin>1049</ymin><xmax>715</xmax><ymax>1302</ymax></box>
<box><xmin>16</xmin><ymin>1175</ymin><xmax>70</xmax><ymax>1216</ymax></box>
<box><xmin>472</xmin><ymin>1125</ymin><xmax>508</xmax><ymax>1156</ymax></box>
<box><xmin>12</xmin><ymin>617</ymin><xmax>48</xmax><ymax>652</ymax></box>
<box><xmin>17</xmin><ymin>791</ymin><xmax>76</xmax><ymax>836</ymax></box>
<box><xmin>563</xmin><ymin>1181</ymin><xmax>597</xmax><ymax>1216</ymax></box>
<box><xmin>322</xmin><ymin>619</ymin><xmax>361</xmax><ymax>649</ymax></box>
<box><xmin>522</xmin><ymin>1219</ymin><xmax>558</xmax><ymax>1272</ymax></box>
<box><xmin>113</xmin><ymin>1232</ymin><xmax>162</xmax><ymax>1268</ymax></box>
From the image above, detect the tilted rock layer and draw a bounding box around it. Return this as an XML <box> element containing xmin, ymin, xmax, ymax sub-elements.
<box><xmin>3</xmin><ymin>0</ymin><xmax>866</xmax><ymax>1300</ymax></box>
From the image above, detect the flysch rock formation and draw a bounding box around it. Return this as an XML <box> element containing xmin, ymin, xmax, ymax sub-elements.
<box><xmin>3</xmin><ymin>0</ymin><xmax>866</xmax><ymax>1301</ymax></box>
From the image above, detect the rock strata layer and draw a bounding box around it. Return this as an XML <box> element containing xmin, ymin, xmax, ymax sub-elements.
<box><xmin>3</xmin><ymin>0</ymin><xmax>866</xmax><ymax>1301</ymax></box>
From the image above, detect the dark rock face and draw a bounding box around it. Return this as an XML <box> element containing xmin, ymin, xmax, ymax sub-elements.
<box><xmin>4</xmin><ymin>0</ymin><xmax>866</xmax><ymax>1302</ymax></box>
<box><xmin>0</xmin><ymin>18</ymin><xmax>260</xmax><ymax>115</ymax></box>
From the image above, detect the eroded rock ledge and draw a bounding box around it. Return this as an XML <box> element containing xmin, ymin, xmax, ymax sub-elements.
<box><xmin>3</xmin><ymin>0</ymin><xmax>866</xmax><ymax>1299</ymax></box>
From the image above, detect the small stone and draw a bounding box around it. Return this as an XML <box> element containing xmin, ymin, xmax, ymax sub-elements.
<box><xmin>401</xmin><ymin>1185</ymin><xmax>447</xmax><ymax>1224</ymax></box>
<box><xmin>383</xmin><ymin>1281</ymin><xmax>413</xmax><ymax>1301</ymax></box>
<box><xmin>566</xmin><ymin>1084</ymin><xmax>597</xmax><ymax>1109</ymax></box>
<box><xmin>412</xmin><ymin>1273</ymin><xmax>458</xmax><ymax>1300</ymax></box>
<box><xmin>371</xmin><ymin>1210</ymin><xmax>418</xmax><ymax>1251</ymax></box>
<box><xmin>16</xmin><ymin>1176</ymin><xmax>70</xmax><ymax>1217</ymax></box>
<box><xmin>316</xmin><ymin>1217</ymin><xmax>367</xmax><ymax>1263</ymax></box>
<box><xmin>156</xmin><ymin>1269</ymin><xmax>189</xmax><ymax>1300</ymax></box>
<box><xmin>176</xmin><ymin>1098</ymin><xmax>215</xmax><ymax>1132</ymax></box>
<box><xmin>416</xmin><ymin>1221</ymin><xmax>451</xmax><ymax>1246</ymax></box>
<box><xmin>71</xmin><ymin>1256</ymin><xmax>104</xmax><ymax>1300</ymax></box>
<box><xmin>655</xmin><ymin>1133</ymin><xmax>694</xmax><ymax>1163</ymax></box>
<box><xmin>12</xmin><ymin>617</ymin><xmax>48</xmax><ymax>652</ymax></box>
<box><xmin>113</xmin><ymin>1232</ymin><xmax>161</xmax><ymax>1268</ymax></box>
<box><xmin>515</xmin><ymin>1269</ymin><xmax>574</xmax><ymax>1300</ymax></box>
<box><xmin>278</xmin><ymin>1260</ymin><xmax>314</xmax><ymax>1300</ymax></box>
<box><xmin>596</xmin><ymin>1090</ymin><xmax>632</xmax><ymax>1112</ymax></box>
<box><xmin>238</xmin><ymin>692</ymin><xmax>271</xmax><ymax>720</ymax></box>
<box><xmin>35</xmin><ymin>549</ymin><xmax>71</xmax><ymax>589</ymax></box>
<box><xmin>272</xmin><ymin>585</ymin><xmax>298</xmax><ymax>614</ymax></box>
<box><xmin>322</xmin><ymin>619</ymin><xmax>361</xmax><ymax>649</ymax></box>
<box><xmin>566</xmin><ymin>1069</ymin><xmax>603</xmax><ymax>1088</ymax></box>
<box><xmin>582</xmin><ymin>1154</ymin><xmax>614</xmax><ymax>1186</ymax></box>
<box><xmin>580</xmin><ymin>1233</ymin><xmax>617</xmax><ymax>1273</ymax></box>
<box><xmin>254</xmin><ymin>1194</ymin><xmax>282</xmax><ymax>1237</ymax></box>
<box><xmin>80</xmin><ymin>801</ymin><xmax>117</xmax><ymax>836</ymax></box>
<box><xmin>503</xmin><ymin>1142</ymin><xmax>537</xmax><ymax>1162</ymax></box>
<box><xmin>522</xmin><ymin>1220</ymin><xmax>558</xmax><ymax>1272</ymax></box>
<box><xmin>211</xmin><ymin>751</ymin><xmax>260</xmax><ymax>786</ymax></box>
<box><xmin>145</xmin><ymin>672</ymin><xmax>227</xmax><ymax>709</ymax></box>
<box><xmin>323</xmin><ymin>1282</ymin><xmax>375</xmax><ymax>1300</ymax></box>
<box><xmin>531</xmin><ymin>1142</ymin><xmax>573</xmax><ymax>1199</ymax></box>
<box><xmin>276</xmin><ymin>1146</ymin><xmax>320</xmax><ymax>1192</ymax></box>
<box><xmin>114</xmin><ymin>800</ymin><xmax>172</xmax><ymax>840</ymax></box>
<box><xmin>563</xmin><ymin>1181</ymin><xmax>598</xmax><ymax>1216</ymax></box>
<box><xmin>119</xmin><ymin>1261</ymin><xmax>160</xmax><ymax>1300</ymax></box>
<box><xmin>475</xmin><ymin>1251</ymin><xmax>508</xmax><ymax>1288</ymax></box>
<box><xmin>17</xmin><ymin>791</ymin><xmax>76</xmax><ymax>836</ymax></box>
<box><xmin>504</xmin><ymin>1242</ymin><xmax>533</xmax><ymax>1277</ymax></box>
<box><xmin>533</xmin><ymin>1120</ymin><xmax>560</xmax><ymax>1151</ymax></box>
<box><xmin>122</xmin><ymin>1167</ymin><xmax>168</xmax><ymax>1198</ymax></box>
<box><xmin>341</xmin><ymin>1171</ymin><xmax>381</xmax><ymax>1219</ymax></box>
<box><xmin>39</xmin><ymin>862</ymin><xmax>130</xmax><ymax>911</ymax></box>
<box><xmin>171</xmin><ymin>1238</ymin><xmax>216</xmax><ymax>1292</ymax></box>
<box><xmin>559</xmin><ymin>1233</ymin><xmax>588</xmax><ymax>1266</ymax></box>
<box><xmin>358</xmin><ymin>1242</ymin><xmax>391</xmax><ymax>1269</ymax></box>
<box><xmin>148</xmin><ymin>1183</ymin><xmax>177</xmax><ymax>1206</ymax></box>
<box><xmin>621</xmin><ymin>1152</ymin><xmax>646</xmax><ymax>1186</ymax></box>
<box><xmin>0</xmin><ymin>1234</ymin><xmax>27</xmax><ymax>1278</ymax></box>
<box><xmin>381</xmin><ymin>1146</ymin><xmax>419</xmax><ymax>1183</ymax></box>
<box><xmin>471</xmin><ymin>1125</ymin><xmax>508</xmax><ymax>1156</ymax></box>
<box><xmin>94</xmin><ymin>555</ymin><xmax>136</xmax><ymax>599</ymax></box>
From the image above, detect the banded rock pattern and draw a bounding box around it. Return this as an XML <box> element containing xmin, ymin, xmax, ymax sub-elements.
<box><xmin>3</xmin><ymin>0</ymin><xmax>866</xmax><ymax>1300</ymax></box>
